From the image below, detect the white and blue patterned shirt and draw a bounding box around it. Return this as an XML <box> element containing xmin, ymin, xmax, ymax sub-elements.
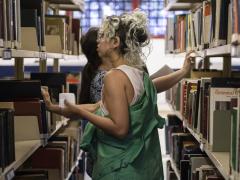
<box><xmin>89</xmin><ymin>70</ymin><xmax>106</xmax><ymax>103</ymax></box>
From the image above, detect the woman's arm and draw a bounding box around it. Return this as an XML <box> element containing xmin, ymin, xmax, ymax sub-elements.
<box><xmin>153</xmin><ymin>51</ymin><xmax>194</xmax><ymax>93</ymax></box>
<box><xmin>41</xmin><ymin>70</ymin><xmax>130</xmax><ymax>139</ymax></box>
<box><xmin>41</xmin><ymin>89</ymin><xmax>100</xmax><ymax>115</ymax></box>
<box><xmin>67</xmin><ymin>70</ymin><xmax>129</xmax><ymax>139</ymax></box>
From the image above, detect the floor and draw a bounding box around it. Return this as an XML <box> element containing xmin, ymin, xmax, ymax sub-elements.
<box><xmin>84</xmin><ymin>97</ymin><xmax>171</xmax><ymax>180</ymax></box>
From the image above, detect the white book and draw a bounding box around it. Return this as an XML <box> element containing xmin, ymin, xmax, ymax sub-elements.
<box><xmin>209</xmin><ymin>87</ymin><xmax>238</xmax><ymax>151</ymax></box>
<box><xmin>202</xmin><ymin>1</ymin><xmax>212</xmax><ymax>47</ymax></box>
<box><xmin>236</xmin><ymin>89</ymin><xmax>240</xmax><ymax>179</ymax></box>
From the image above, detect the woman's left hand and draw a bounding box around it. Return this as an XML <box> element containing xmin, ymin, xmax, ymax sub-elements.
<box><xmin>182</xmin><ymin>50</ymin><xmax>195</xmax><ymax>76</ymax></box>
<box><xmin>61</xmin><ymin>100</ymin><xmax>80</xmax><ymax>120</ymax></box>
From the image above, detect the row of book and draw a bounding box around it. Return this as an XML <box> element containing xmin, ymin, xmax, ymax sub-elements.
<box><xmin>0</xmin><ymin>108</ymin><xmax>15</xmax><ymax>171</ymax></box>
<box><xmin>0</xmin><ymin>73</ymin><xmax>83</xmax><ymax>179</ymax></box>
<box><xmin>13</xmin><ymin>121</ymin><xmax>83</xmax><ymax>180</ymax></box>
<box><xmin>0</xmin><ymin>0</ymin><xmax>82</xmax><ymax>55</ymax></box>
<box><xmin>0</xmin><ymin>73</ymin><xmax>67</xmax><ymax>138</ymax></box>
<box><xmin>166</xmin><ymin>77</ymin><xmax>240</xmax><ymax>179</ymax></box>
<box><xmin>165</xmin><ymin>115</ymin><xmax>224</xmax><ymax>180</ymax></box>
<box><xmin>165</xmin><ymin>0</ymin><xmax>232</xmax><ymax>53</ymax></box>
<box><xmin>0</xmin><ymin>72</ymin><xmax>80</xmax><ymax>136</ymax></box>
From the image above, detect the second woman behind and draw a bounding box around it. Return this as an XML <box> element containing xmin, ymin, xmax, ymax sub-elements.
<box><xmin>79</xmin><ymin>27</ymin><xmax>112</xmax><ymax>104</ymax></box>
<box><xmin>79</xmin><ymin>27</ymin><xmax>112</xmax><ymax>177</ymax></box>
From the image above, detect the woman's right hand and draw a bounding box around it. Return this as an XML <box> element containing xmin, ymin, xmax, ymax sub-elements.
<box><xmin>41</xmin><ymin>88</ymin><xmax>53</xmax><ymax>110</ymax></box>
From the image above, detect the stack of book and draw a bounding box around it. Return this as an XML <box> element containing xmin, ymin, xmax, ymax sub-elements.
<box><xmin>0</xmin><ymin>0</ymin><xmax>21</xmax><ymax>48</ymax></box>
<box><xmin>165</xmin><ymin>0</ymin><xmax>232</xmax><ymax>53</ymax></box>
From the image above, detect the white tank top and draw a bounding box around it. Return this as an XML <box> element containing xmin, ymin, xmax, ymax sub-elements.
<box><xmin>100</xmin><ymin>65</ymin><xmax>144</xmax><ymax>116</ymax></box>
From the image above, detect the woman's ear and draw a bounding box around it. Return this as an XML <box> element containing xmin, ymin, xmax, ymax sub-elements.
<box><xmin>111</xmin><ymin>36</ymin><xmax>120</xmax><ymax>49</ymax></box>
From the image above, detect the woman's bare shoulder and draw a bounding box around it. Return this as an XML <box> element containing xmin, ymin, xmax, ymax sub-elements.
<box><xmin>104</xmin><ymin>69</ymin><xmax>127</xmax><ymax>82</ymax></box>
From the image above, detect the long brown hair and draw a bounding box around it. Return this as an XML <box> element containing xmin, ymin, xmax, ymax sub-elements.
<box><xmin>79</xmin><ymin>27</ymin><xmax>102</xmax><ymax>104</ymax></box>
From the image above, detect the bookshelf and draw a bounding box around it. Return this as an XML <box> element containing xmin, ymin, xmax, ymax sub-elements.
<box><xmin>168</xmin><ymin>98</ymin><xmax>231</xmax><ymax>179</ymax></box>
<box><xmin>164</xmin><ymin>0</ymin><xmax>239</xmax><ymax>179</ymax></box>
<box><xmin>0</xmin><ymin>140</ymin><xmax>42</xmax><ymax>180</ymax></box>
<box><xmin>0</xmin><ymin>0</ymin><xmax>84</xmax><ymax>179</ymax></box>
<box><xmin>0</xmin><ymin>116</ymin><xmax>77</xmax><ymax>180</ymax></box>
<box><xmin>169</xmin><ymin>106</ymin><xmax>232</xmax><ymax>180</ymax></box>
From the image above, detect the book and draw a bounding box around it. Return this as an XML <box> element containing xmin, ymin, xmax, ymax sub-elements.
<box><xmin>14</xmin><ymin>170</ymin><xmax>48</xmax><ymax>180</ymax></box>
<box><xmin>30</xmin><ymin>73</ymin><xmax>66</xmax><ymax>103</ymax></box>
<box><xmin>47</xmin><ymin>141</ymin><xmax>68</xmax><ymax>178</ymax></box>
<box><xmin>165</xmin><ymin>114</ymin><xmax>182</xmax><ymax>154</ymax></box>
<box><xmin>20</xmin><ymin>0</ymin><xmax>45</xmax><ymax>49</ymax></box>
<box><xmin>231</xmin><ymin>107</ymin><xmax>238</xmax><ymax>176</ymax></box>
<box><xmin>209</xmin><ymin>78</ymin><xmax>240</xmax><ymax>151</ymax></box>
<box><xmin>232</xmin><ymin>0</ymin><xmax>240</xmax><ymax>45</ymax></box>
<box><xmin>72</xmin><ymin>19</ymin><xmax>81</xmax><ymax>55</ymax></box>
<box><xmin>180</xmin><ymin>154</ymin><xmax>206</xmax><ymax>180</ymax></box>
<box><xmin>31</xmin><ymin>147</ymin><xmax>65</xmax><ymax>180</ymax></box>
<box><xmin>0</xmin><ymin>109</ymin><xmax>15</xmax><ymax>169</ymax></box>
<box><xmin>190</xmin><ymin>156</ymin><xmax>212</xmax><ymax>180</ymax></box>
<box><xmin>0</xmin><ymin>80</ymin><xmax>42</xmax><ymax>101</ymax></box>
<box><xmin>20</xmin><ymin>27</ymin><xmax>39</xmax><ymax>51</ymax></box>
<box><xmin>171</xmin><ymin>132</ymin><xmax>193</xmax><ymax>168</ymax></box>
<box><xmin>0</xmin><ymin>0</ymin><xmax>4</xmax><ymax>47</ymax></box>
<box><xmin>198</xmin><ymin>165</ymin><xmax>218</xmax><ymax>180</ymax></box>
<box><xmin>202</xmin><ymin>1</ymin><xmax>212</xmax><ymax>48</ymax></box>
<box><xmin>45</xmin><ymin>15</ymin><xmax>69</xmax><ymax>53</ymax></box>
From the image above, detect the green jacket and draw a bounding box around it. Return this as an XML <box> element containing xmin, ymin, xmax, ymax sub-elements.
<box><xmin>80</xmin><ymin>73</ymin><xmax>165</xmax><ymax>180</ymax></box>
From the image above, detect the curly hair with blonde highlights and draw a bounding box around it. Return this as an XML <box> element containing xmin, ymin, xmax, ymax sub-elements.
<box><xmin>99</xmin><ymin>9</ymin><xmax>150</xmax><ymax>69</ymax></box>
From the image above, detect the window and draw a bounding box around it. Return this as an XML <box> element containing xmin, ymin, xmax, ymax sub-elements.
<box><xmin>140</xmin><ymin>0</ymin><xmax>166</xmax><ymax>37</ymax></box>
<box><xmin>75</xmin><ymin>0</ymin><xmax>132</xmax><ymax>34</ymax></box>
<box><xmin>74</xmin><ymin>0</ymin><xmax>168</xmax><ymax>37</ymax></box>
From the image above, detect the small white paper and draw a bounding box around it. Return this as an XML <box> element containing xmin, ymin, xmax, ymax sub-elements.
<box><xmin>59</xmin><ymin>93</ymin><xmax>76</xmax><ymax>108</ymax></box>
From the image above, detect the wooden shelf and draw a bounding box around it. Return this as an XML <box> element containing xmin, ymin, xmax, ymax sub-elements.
<box><xmin>204</xmin><ymin>148</ymin><xmax>230</xmax><ymax>180</ymax></box>
<box><xmin>184</xmin><ymin>124</ymin><xmax>202</xmax><ymax>143</ymax></box>
<box><xmin>170</xmin><ymin>159</ymin><xmax>181</xmax><ymax>180</ymax></box>
<box><xmin>164</xmin><ymin>0</ymin><xmax>202</xmax><ymax>11</ymax></box>
<box><xmin>47</xmin><ymin>0</ymin><xmax>84</xmax><ymax>11</ymax></box>
<box><xmin>206</xmin><ymin>44</ymin><xmax>231</xmax><ymax>57</ymax></box>
<box><xmin>65</xmin><ymin>150</ymin><xmax>83</xmax><ymax>180</ymax></box>
<box><xmin>0</xmin><ymin>48</ymin><xmax>81</xmax><ymax>59</ymax></box>
<box><xmin>47</xmin><ymin>0</ymin><xmax>83</xmax><ymax>5</ymax></box>
<box><xmin>0</xmin><ymin>140</ymin><xmax>42</xmax><ymax>180</ymax></box>
<box><xmin>165</xmin><ymin>44</ymin><xmax>232</xmax><ymax>58</ymax></box>
<box><xmin>49</xmin><ymin>4</ymin><xmax>83</xmax><ymax>11</ymax></box>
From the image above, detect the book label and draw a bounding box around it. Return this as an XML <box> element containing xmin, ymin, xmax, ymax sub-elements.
<box><xmin>5</xmin><ymin>168</ymin><xmax>14</xmax><ymax>180</ymax></box>
<box><xmin>2</xmin><ymin>49</ymin><xmax>12</xmax><ymax>60</ymax></box>
<box><xmin>39</xmin><ymin>51</ymin><xmax>47</xmax><ymax>60</ymax></box>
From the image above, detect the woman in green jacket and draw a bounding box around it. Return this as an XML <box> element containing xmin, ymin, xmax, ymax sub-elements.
<box><xmin>42</xmin><ymin>9</ymin><xmax>193</xmax><ymax>180</ymax></box>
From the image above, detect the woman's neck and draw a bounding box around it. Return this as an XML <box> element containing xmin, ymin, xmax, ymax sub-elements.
<box><xmin>100</xmin><ymin>57</ymin><xmax>113</xmax><ymax>71</ymax></box>
<box><xmin>111</xmin><ymin>54</ymin><xmax>127</xmax><ymax>68</ymax></box>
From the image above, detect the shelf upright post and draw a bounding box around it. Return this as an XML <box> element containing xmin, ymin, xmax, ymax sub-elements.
<box><xmin>14</xmin><ymin>57</ymin><xmax>24</xmax><ymax>80</ymax></box>
<box><xmin>53</xmin><ymin>58</ymin><xmax>60</xmax><ymax>72</ymax></box>
<box><xmin>223</xmin><ymin>56</ymin><xmax>232</xmax><ymax>77</ymax></box>
<box><xmin>39</xmin><ymin>56</ymin><xmax>47</xmax><ymax>72</ymax></box>
<box><xmin>203</xmin><ymin>56</ymin><xmax>210</xmax><ymax>70</ymax></box>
